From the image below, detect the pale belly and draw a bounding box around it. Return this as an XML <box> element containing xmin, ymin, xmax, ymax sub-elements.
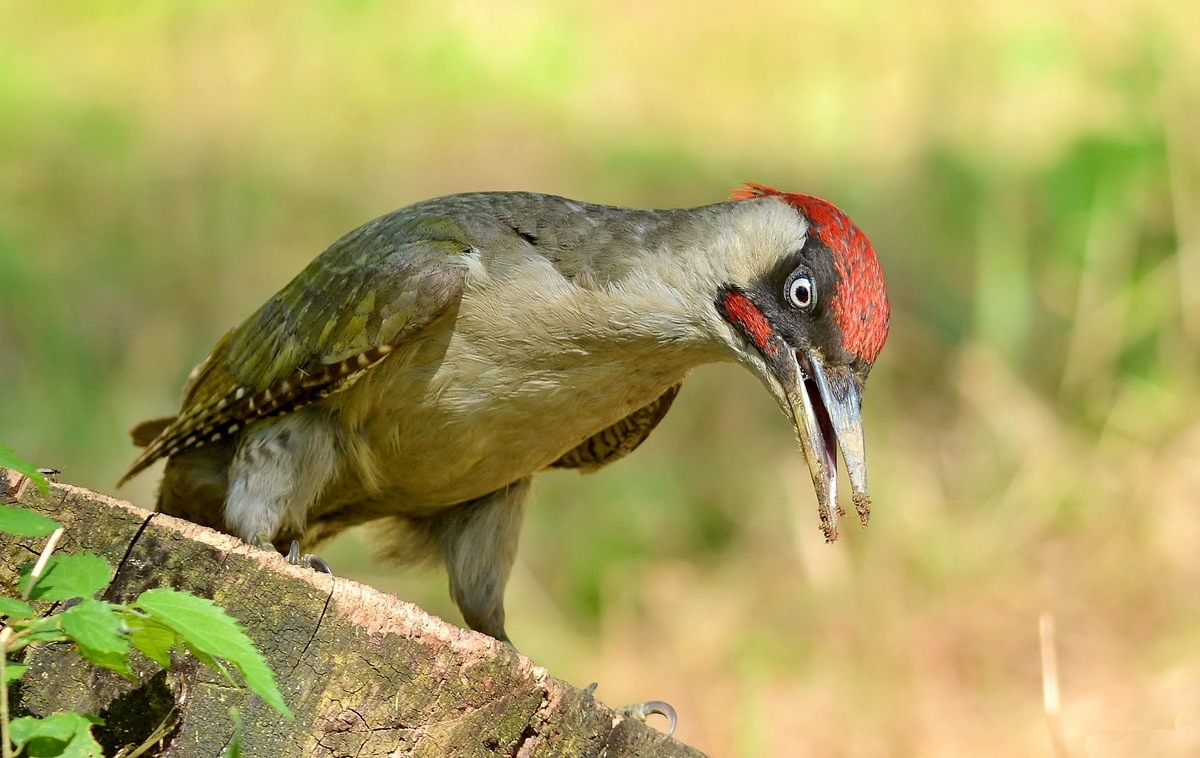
<box><xmin>314</xmin><ymin>317</ymin><xmax>697</xmax><ymax>520</ymax></box>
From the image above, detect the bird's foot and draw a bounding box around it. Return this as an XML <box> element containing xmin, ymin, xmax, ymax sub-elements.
<box><xmin>584</xmin><ymin>683</ymin><xmax>677</xmax><ymax>737</ymax></box>
<box><xmin>285</xmin><ymin>540</ymin><xmax>333</xmax><ymax>574</ymax></box>
<box><xmin>248</xmin><ymin>533</ymin><xmax>274</xmax><ymax>552</ymax></box>
<box><xmin>616</xmin><ymin>700</ymin><xmax>678</xmax><ymax>737</ymax></box>
<box><xmin>247</xmin><ymin>534</ymin><xmax>332</xmax><ymax>574</ymax></box>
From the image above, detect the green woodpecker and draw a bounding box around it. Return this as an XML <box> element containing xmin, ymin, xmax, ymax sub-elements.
<box><xmin>122</xmin><ymin>184</ymin><xmax>890</xmax><ymax>644</ymax></box>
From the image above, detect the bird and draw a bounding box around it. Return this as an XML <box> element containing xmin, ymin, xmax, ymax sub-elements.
<box><xmin>121</xmin><ymin>183</ymin><xmax>890</xmax><ymax>646</ymax></box>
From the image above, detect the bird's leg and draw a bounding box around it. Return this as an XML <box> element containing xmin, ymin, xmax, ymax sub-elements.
<box><xmin>226</xmin><ymin>412</ymin><xmax>339</xmax><ymax>573</ymax></box>
<box><xmin>430</xmin><ymin>478</ymin><xmax>530</xmax><ymax>644</ymax></box>
<box><xmin>583</xmin><ymin>683</ymin><xmax>678</xmax><ymax>737</ymax></box>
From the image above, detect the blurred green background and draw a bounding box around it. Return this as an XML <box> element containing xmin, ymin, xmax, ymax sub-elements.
<box><xmin>3</xmin><ymin>1</ymin><xmax>1199</xmax><ymax>755</ymax></box>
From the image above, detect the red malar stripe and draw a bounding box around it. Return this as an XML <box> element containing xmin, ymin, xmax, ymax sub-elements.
<box><xmin>719</xmin><ymin>290</ymin><xmax>777</xmax><ymax>356</ymax></box>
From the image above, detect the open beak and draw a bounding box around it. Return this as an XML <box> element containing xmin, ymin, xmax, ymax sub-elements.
<box><xmin>761</xmin><ymin>345</ymin><xmax>870</xmax><ymax>542</ymax></box>
<box><xmin>716</xmin><ymin>288</ymin><xmax>873</xmax><ymax>541</ymax></box>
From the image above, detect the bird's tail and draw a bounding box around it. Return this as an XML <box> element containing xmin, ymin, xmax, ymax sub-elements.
<box><xmin>129</xmin><ymin>415</ymin><xmax>177</xmax><ymax>448</ymax></box>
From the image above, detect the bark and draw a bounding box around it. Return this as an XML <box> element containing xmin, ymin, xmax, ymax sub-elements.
<box><xmin>1</xmin><ymin>469</ymin><xmax>707</xmax><ymax>758</ymax></box>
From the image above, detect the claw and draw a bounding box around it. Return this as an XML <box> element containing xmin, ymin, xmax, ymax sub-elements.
<box><xmin>617</xmin><ymin>700</ymin><xmax>677</xmax><ymax>737</ymax></box>
<box><xmin>285</xmin><ymin>540</ymin><xmax>333</xmax><ymax>575</ymax></box>
<box><xmin>583</xmin><ymin>683</ymin><xmax>677</xmax><ymax>736</ymax></box>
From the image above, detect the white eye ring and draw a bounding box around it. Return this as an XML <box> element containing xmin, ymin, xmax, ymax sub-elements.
<box><xmin>788</xmin><ymin>276</ymin><xmax>815</xmax><ymax>310</ymax></box>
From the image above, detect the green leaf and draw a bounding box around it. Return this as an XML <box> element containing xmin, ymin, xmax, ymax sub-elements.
<box><xmin>7</xmin><ymin>615</ymin><xmax>69</xmax><ymax>648</ymax></box>
<box><xmin>135</xmin><ymin>588</ymin><xmax>292</xmax><ymax>718</ymax></box>
<box><xmin>0</xmin><ymin>443</ymin><xmax>50</xmax><ymax>497</ymax></box>
<box><xmin>0</xmin><ymin>596</ymin><xmax>36</xmax><ymax>618</ymax></box>
<box><xmin>59</xmin><ymin>598</ymin><xmax>132</xmax><ymax>678</ymax></box>
<box><xmin>183</xmin><ymin>641</ymin><xmax>230</xmax><ymax>682</ymax></box>
<box><xmin>0</xmin><ymin>504</ymin><xmax>59</xmax><ymax>537</ymax></box>
<box><xmin>124</xmin><ymin>613</ymin><xmax>178</xmax><ymax>668</ymax></box>
<box><xmin>3</xmin><ymin>662</ymin><xmax>28</xmax><ymax>684</ymax></box>
<box><xmin>221</xmin><ymin>707</ymin><xmax>244</xmax><ymax>758</ymax></box>
<box><xmin>56</xmin><ymin>724</ymin><xmax>106</xmax><ymax>758</ymax></box>
<box><xmin>26</xmin><ymin>630</ymin><xmax>69</xmax><ymax>643</ymax></box>
<box><xmin>9</xmin><ymin>712</ymin><xmax>103</xmax><ymax>757</ymax></box>
<box><xmin>10</xmin><ymin>713</ymin><xmax>77</xmax><ymax>745</ymax></box>
<box><xmin>22</xmin><ymin>552</ymin><xmax>112</xmax><ymax>600</ymax></box>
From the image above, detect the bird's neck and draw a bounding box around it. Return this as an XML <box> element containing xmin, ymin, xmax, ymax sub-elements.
<box><xmin>580</xmin><ymin>198</ymin><xmax>804</xmax><ymax>358</ymax></box>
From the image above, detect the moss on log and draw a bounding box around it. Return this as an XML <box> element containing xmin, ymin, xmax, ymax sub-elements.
<box><xmin>1</xmin><ymin>469</ymin><xmax>707</xmax><ymax>758</ymax></box>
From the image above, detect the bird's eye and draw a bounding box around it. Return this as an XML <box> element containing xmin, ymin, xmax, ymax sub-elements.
<box><xmin>787</xmin><ymin>274</ymin><xmax>815</xmax><ymax>310</ymax></box>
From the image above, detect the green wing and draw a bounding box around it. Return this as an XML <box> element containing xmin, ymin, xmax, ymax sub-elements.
<box><xmin>121</xmin><ymin>214</ymin><xmax>470</xmax><ymax>483</ymax></box>
<box><xmin>549</xmin><ymin>385</ymin><xmax>681</xmax><ymax>471</ymax></box>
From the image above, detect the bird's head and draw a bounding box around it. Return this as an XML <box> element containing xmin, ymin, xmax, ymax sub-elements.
<box><xmin>715</xmin><ymin>183</ymin><xmax>889</xmax><ymax>541</ymax></box>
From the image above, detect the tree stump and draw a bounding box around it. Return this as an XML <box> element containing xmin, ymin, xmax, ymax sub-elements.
<box><xmin>1</xmin><ymin>469</ymin><xmax>707</xmax><ymax>757</ymax></box>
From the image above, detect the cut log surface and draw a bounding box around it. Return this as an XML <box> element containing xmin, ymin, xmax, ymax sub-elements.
<box><xmin>0</xmin><ymin>469</ymin><xmax>708</xmax><ymax>758</ymax></box>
